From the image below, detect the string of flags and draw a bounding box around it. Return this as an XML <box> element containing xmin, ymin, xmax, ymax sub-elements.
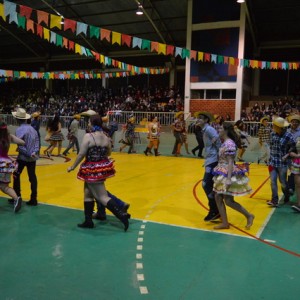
<box><xmin>0</xmin><ymin>0</ymin><xmax>299</xmax><ymax>71</ymax></box>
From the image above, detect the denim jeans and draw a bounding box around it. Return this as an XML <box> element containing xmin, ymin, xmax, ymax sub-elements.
<box><xmin>269</xmin><ymin>166</ymin><xmax>289</xmax><ymax>203</ymax></box>
<box><xmin>13</xmin><ymin>160</ymin><xmax>37</xmax><ymax>201</ymax></box>
<box><xmin>202</xmin><ymin>161</ymin><xmax>218</xmax><ymax>212</ymax></box>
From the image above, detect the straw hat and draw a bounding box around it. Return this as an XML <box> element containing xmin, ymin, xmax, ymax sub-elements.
<box><xmin>195</xmin><ymin>111</ymin><xmax>214</xmax><ymax>122</ymax></box>
<box><xmin>12</xmin><ymin>108</ymin><xmax>31</xmax><ymax>119</ymax></box>
<box><xmin>214</xmin><ymin>114</ymin><xmax>221</xmax><ymax>120</ymax></box>
<box><xmin>73</xmin><ymin>114</ymin><xmax>81</xmax><ymax>120</ymax></box>
<box><xmin>287</xmin><ymin>114</ymin><xmax>300</xmax><ymax>123</ymax></box>
<box><xmin>260</xmin><ymin>116</ymin><xmax>269</xmax><ymax>123</ymax></box>
<box><xmin>175</xmin><ymin>111</ymin><xmax>184</xmax><ymax>118</ymax></box>
<box><xmin>102</xmin><ymin>116</ymin><xmax>108</xmax><ymax>122</ymax></box>
<box><xmin>273</xmin><ymin>116</ymin><xmax>289</xmax><ymax>128</ymax></box>
<box><xmin>31</xmin><ymin>112</ymin><xmax>41</xmax><ymax>118</ymax></box>
<box><xmin>80</xmin><ymin>109</ymin><xmax>98</xmax><ymax>116</ymax></box>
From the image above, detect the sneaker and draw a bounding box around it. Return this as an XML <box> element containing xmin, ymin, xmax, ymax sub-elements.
<box><xmin>14</xmin><ymin>197</ymin><xmax>22</xmax><ymax>213</ymax></box>
<box><xmin>204</xmin><ymin>212</ymin><xmax>220</xmax><ymax>222</ymax></box>
<box><xmin>291</xmin><ymin>205</ymin><xmax>300</xmax><ymax>212</ymax></box>
<box><xmin>267</xmin><ymin>200</ymin><xmax>278</xmax><ymax>207</ymax></box>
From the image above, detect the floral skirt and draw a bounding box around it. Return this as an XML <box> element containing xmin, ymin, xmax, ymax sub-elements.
<box><xmin>291</xmin><ymin>158</ymin><xmax>300</xmax><ymax>175</ymax></box>
<box><xmin>77</xmin><ymin>159</ymin><xmax>115</xmax><ymax>183</ymax></box>
<box><xmin>0</xmin><ymin>158</ymin><xmax>18</xmax><ymax>183</ymax></box>
<box><xmin>213</xmin><ymin>163</ymin><xmax>252</xmax><ymax>196</ymax></box>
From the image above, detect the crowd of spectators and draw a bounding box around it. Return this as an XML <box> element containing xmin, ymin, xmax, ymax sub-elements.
<box><xmin>241</xmin><ymin>97</ymin><xmax>299</xmax><ymax>122</ymax></box>
<box><xmin>0</xmin><ymin>84</ymin><xmax>184</xmax><ymax>117</ymax></box>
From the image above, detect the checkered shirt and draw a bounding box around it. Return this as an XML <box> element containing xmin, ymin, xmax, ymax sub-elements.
<box><xmin>269</xmin><ymin>131</ymin><xmax>295</xmax><ymax>167</ymax></box>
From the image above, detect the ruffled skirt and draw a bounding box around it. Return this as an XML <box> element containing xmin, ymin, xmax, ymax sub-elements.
<box><xmin>291</xmin><ymin>158</ymin><xmax>300</xmax><ymax>175</ymax></box>
<box><xmin>0</xmin><ymin>157</ymin><xmax>18</xmax><ymax>183</ymax></box>
<box><xmin>77</xmin><ymin>158</ymin><xmax>115</xmax><ymax>183</ymax></box>
<box><xmin>213</xmin><ymin>163</ymin><xmax>252</xmax><ymax>196</ymax></box>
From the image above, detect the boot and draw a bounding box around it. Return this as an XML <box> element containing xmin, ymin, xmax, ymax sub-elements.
<box><xmin>107</xmin><ymin>191</ymin><xmax>130</xmax><ymax>213</ymax></box>
<box><xmin>106</xmin><ymin>199</ymin><xmax>130</xmax><ymax>231</ymax></box>
<box><xmin>144</xmin><ymin>147</ymin><xmax>150</xmax><ymax>156</ymax></box>
<box><xmin>78</xmin><ymin>201</ymin><xmax>94</xmax><ymax>228</ymax></box>
<box><xmin>154</xmin><ymin>149</ymin><xmax>160</xmax><ymax>156</ymax></box>
<box><xmin>92</xmin><ymin>202</ymin><xmax>107</xmax><ymax>221</ymax></box>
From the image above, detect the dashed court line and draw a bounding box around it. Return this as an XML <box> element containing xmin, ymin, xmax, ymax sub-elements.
<box><xmin>134</xmin><ymin>185</ymin><xmax>191</xmax><ymax>295</ymax></box>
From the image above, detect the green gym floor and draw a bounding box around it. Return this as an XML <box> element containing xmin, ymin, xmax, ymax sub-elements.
<box><xmin>1</xmin><ymin>146</ymin><xmax>300</xmax><ymax>300</ymax></box>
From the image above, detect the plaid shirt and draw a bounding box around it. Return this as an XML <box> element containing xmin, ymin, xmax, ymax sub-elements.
<box><xmin>269</xmin><ymin>130</ymin><xmax>295</xmax><ymax>167</ymax></box>
<box><xmin>258</xmin><ymin>125</ymin><xmax>271</xmax><ymax>143</ymax></box>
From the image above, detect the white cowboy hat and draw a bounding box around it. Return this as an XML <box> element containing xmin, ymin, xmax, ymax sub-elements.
<box><xmin>272</xmin><ymin>116</ymin><xmax>289</xmax><ymax>128</ymax></box>
<box><xmin>12</xmin><ymin>108</ymin><xmax>31</xmax><ymax>119</ymax></box>
<box><xmin>80</xmin><ymin>109</ymin><xmax>98</xmax><ymax>116</ymax></box>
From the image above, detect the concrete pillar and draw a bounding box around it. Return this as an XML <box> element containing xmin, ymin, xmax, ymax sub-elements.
<box><xmin>235</xmin><ymin>4</ymin><xmax>246</xmax><ymax>120</ymax></box>
<box><xmin>184</xmin><ymin>0</ymin><xmax>193</xmax><ymax>116</ymax></box>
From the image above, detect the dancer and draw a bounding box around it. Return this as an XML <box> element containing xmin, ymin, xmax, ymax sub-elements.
<box><xmin>213</xmin><ymin>123</ymin><xmax>254</xmax><ymax>230</ymax></box>
<box><xmin>283</xmin><ymin>138</ymin><xmax>300</xmax><ymax>212</ymax></box>
<box><xmin>80</xmin><ymin>109</ymin><xmax>130</xmax><ymax>221</ymax></box>
<box><xmin>191</xmin><ymin>113</ymin><xmax>204</xmax><ymax>158</ymax></box>
<box><xmin>235</xmin><ymin>120</ymin><xmax>251</xmax><ymax>162</ymax></box>
<box><xmin>119</xmin><ymin>116</ymin><xmax>136</xmax><ymax>154</ymax></box>
<box><xmin>144</xmin><ymin>115</ymin><xmax>161</xmax><ymax>156</ymax></box>
<box><xmin>196</xmin><ymin>111</ymin><xmax>221</xmax><ymax>221</ymax></box>
<box><xmin>171</xmin><ymin>111</ymin><xmax>185</xmax><ymax>156</ymax></box>
<box><xmin>44</xmin><ymin>114</ymin><xmax>65</xmax><ymax>157</ymax></box>
<box><xmin>63</xmin><ymin>114</ymin><xmax>80</xmax><ymax>156</ymax></box>
<box><xmin>257</xmin><ymin>116</ymin><xmax>271</xmax><ymax>165</ymax></box>
<box><xmin>267</xmin><ymin>116</ymin><xmax>295</xmax><ymax>207</ymax></box>
<box><xmin>67</xmin><ymin>114</ymin><xmax>130</xmax><ymax>231</ymax></box>
<box><xmin>0</xmin><ymin>121</ymin><xmax>25</xmax><ymax>212</ymax></box>
<box><xmin>12</xmin><ymin>108</ymin><xmax>40</xmax><ymax>206</ymax></box>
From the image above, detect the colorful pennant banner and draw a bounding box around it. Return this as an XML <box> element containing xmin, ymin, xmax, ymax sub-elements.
<box><xmin>1</xmin><ymin>1</ymin><xmax>300</xmax><ymax>70</ymax></box>
<box><xmin>0</xmin><ymin>68</ymin><xmax>168</xmax><ymax>80</ymax></box>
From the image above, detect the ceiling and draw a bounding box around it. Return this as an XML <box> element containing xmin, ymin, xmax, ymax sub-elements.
<box><xmin>1</xmin><ymin>0</ymin><xmax>300</xmax><ymax>72</ymax></box>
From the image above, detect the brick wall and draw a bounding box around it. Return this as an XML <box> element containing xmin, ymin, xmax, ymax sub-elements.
<box><xmin>190</xmin><ymin>99</ymin><xmax>236</xmax><ymax>119</ymax></box>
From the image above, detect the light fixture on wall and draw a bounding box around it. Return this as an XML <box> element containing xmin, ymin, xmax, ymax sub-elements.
<box><xmin>136</xmin><ymin>2</ymin><xmax>143</xmax><ymax>15</ymax></box>
<box><xmin>237</xmin><ymin>0</ymin><xmax>245</xmax><ymax>3</ymax></box>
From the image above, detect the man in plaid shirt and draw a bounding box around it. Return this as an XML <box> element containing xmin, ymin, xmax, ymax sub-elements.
<box><xmin>267</xmin><ymin>117</ymin><xmax>296</xmax><ymax>207</ymax></box>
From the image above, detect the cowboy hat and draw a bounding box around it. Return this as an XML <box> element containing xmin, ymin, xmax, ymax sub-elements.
<box><xmin>260</xmin><ymin>116</ymin><xmax>269</xmax><ymax>123</ymax></box>
<box><xmin>73</xmin><ymin>114</ymin><xmax>81</xmax><ymax>120</ymax></box>
<box><xmin>175</xmin><ymin>111</ymin><xmax>184</xmax><ymax>118</ymax></box>
<box><xmin>287</xmin><ymin>114</ymin><xmax>300</xmax><ymax>122</ymax></box>
<box><xmin>12</xmin><ymin>108</ymin><xmax>31</xmax><ymax>119</ymax></box>
<box><xmin>195</xmin><ymin>111</ymin><xmax>214</xmax><ymax>122</ymax></box>
<box><xmin>31</xmin><ymin>112</ymin><xmax>41</xmax><ymax>118</ymax></box>
<box><xmin>273</xmin><ymin>116</ymin><xmax>289</xmax><ymax>128</ymax></box>
<box><xmin>80</xmin><ymin>109</ymin><xmax>97</xmax><ymax>116</ymax></box>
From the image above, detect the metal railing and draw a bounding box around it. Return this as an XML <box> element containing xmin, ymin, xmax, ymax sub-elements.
<box><xmin>0</xmin><ymin>112</ymin><xmax>263</xmax><ymax>137</ymax></box>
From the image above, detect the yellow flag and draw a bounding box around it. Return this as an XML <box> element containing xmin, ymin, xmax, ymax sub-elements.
<box><xmin>43</xmin><ymin>28</ymin><xmax>50</xmax><ymax>41</ymax></box>
<box><xmin>0</xmin><ymin>4</ymin><xmax>5</xmax><ymax>20</ymax></box>
<box><xmin>198</xmin><ymin>52</ymin><xmax>204</xmax><ymax>61</ymax></box>
<box><xmin>50</xmin><ymin>14</ymin><xmax>62</xmax><ymax>30</ymax></box>
<box><xmin>75</xmin><ymin>44</ymin><xmax>81</xmax><ymax>54</ymax></box>
<box><xmin>158</xmin><ymin>43</ymin><xmax>166</xmax><ymax>55</ymax></box>
<box><xmin>112</xmin><ymin>32</ymin><xmax>121</xmax><ymax>45</ymax></box>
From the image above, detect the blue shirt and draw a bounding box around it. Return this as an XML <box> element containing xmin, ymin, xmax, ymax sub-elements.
<box><xmin>16</xmin><ymin>124</ymin><xmax>39</xmax><ymax>162</ymax></box>
<box><xmin>202</xmin><ymin>124</ymin><xmax>221</xmax><ymax>166</ymax></box>
<box><xmin>287</xmin><ymin>126</ymin><xmax>300</xmax><ymax>142</ymax></box>
<box><xmin>270</xmin><ymin>130</ymin><xmax>295</xmax><ymax>167</ymax></box>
